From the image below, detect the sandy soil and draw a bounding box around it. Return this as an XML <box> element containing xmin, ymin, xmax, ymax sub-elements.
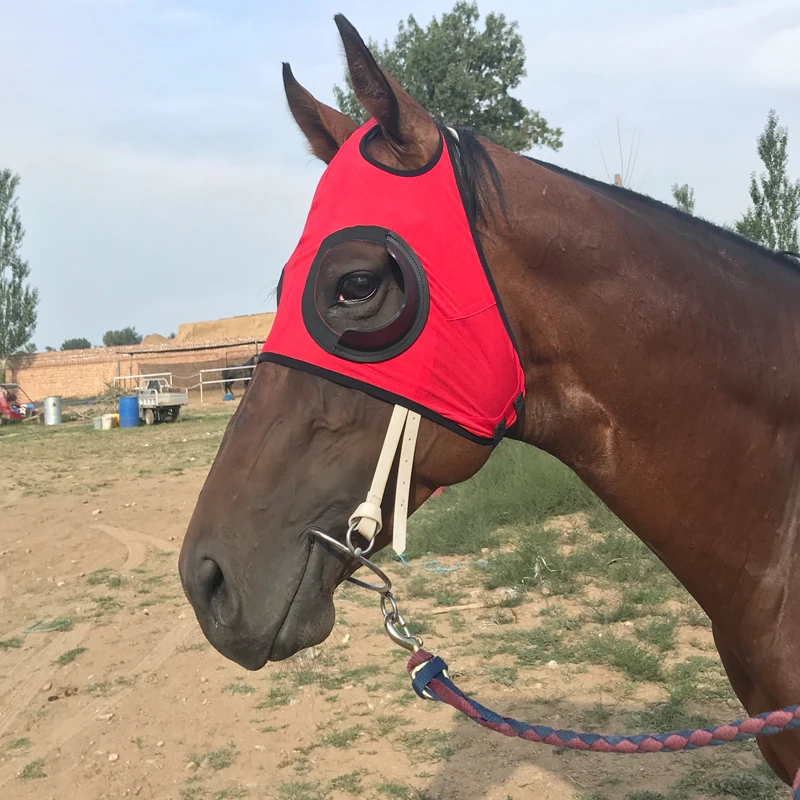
<box><xmin>0</xmin><ymin>406</ymin><xmax>775</xmax><ymax>800</ymax></box>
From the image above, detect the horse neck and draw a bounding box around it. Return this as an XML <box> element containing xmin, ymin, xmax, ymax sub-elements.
<box><xmin>490</xmin><ymin>152</ymin><xmax>800</xmax><ymax>618</ymax></box>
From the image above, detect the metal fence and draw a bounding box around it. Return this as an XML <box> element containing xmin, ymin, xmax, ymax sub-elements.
<box><xmin>198</xmin><ymin>364</ymin><xmax>256</xmax><ymax>404</ymax></box>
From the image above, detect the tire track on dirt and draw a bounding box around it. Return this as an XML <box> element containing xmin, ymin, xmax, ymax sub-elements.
<box><xmin>0</xmin><ymin>619</ymin><xmax>193</xmax><ymax>787</ymax></box>
<box><xmin>93</xmin><ymin>524</ymin><xmax>176</xmax><ymax>572</ymax></box>
<box><xmin>0</xmin><ymin>623</ymin><xmax>91</xmax><ymax>739</ymax></box>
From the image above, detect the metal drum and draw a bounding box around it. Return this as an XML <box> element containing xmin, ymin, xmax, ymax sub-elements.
<box><xmin>43</xmin><ymin>396</ymin><xmax>62</xmax><ymax>426</ymax></box>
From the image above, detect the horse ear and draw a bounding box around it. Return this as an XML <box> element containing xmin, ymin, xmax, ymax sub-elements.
<box><xmin>283</xmin><ymin>63</ymin><xmax>359</xmax><ymax>164</ymax></box>
<box><xmin>333</xmin><ymin>14</ymin><xmax>440</xmax><ymax>168</ymax></box>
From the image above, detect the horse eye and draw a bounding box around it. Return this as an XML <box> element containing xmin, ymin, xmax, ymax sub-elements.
<box><xmin>338</xmin><ymin>272</ymin><xmax>379</xmax><ymax>304</ymax></box>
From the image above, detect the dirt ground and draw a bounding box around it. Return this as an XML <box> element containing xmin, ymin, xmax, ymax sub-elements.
<box><xmin>0</xmin><ymin>404</ymin><xmax>781</xmax><ymax>800</ymax></box>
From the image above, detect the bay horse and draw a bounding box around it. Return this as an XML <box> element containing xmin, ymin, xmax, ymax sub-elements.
<box><xmin>179</xmin><ymin>14</ymin><xmax>800</xmax><ymax>788</ymax></box>
<box><xmin>220</xmin><ymin>355</ymin><xmax>256</xmax><ymax>397</ymax></box>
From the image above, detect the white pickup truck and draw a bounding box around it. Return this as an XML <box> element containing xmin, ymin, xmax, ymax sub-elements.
<box><xmin>137</xmin><ymin>378</ymin><xmax>188</xmax><ymax>425</ymax></box>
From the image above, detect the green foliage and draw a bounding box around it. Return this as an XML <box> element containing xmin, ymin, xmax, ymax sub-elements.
<box><xmin>61</xmin><ymin>337</ymin><xmax>91</xmax><ymax>350</ymax></box>
<box><xmin>0</xmin><ymin>169</ymin><xmax>39</xmax><ymax>362</ymax></box>
<box><xmin>102</xmin><ymin>326</ymin><xmax>142</xmax><ymax>347</ymax></box>
<box><xmin>333</xmin><ymin>1</ymin><xmax>562</xmax><ymax>153</ymax></box>
<box><xmin>671</xmin><ymin>183</ymin><xmax>696</xmax><ymax>215</ymax></box>
<box><xmin>735</xmin><ymin>109</ymin><xmax>800</xmax><ymax>252</ymax></box>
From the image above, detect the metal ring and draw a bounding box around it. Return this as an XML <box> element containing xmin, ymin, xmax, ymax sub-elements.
<box><xmin>381</xmin><ymin>592</ymin><xmax>400</xmax><ymax>619</ymax></box>
<box><xmin>346</xmin><ymin>519</ymin><xmax>376</xmax><ymax>556</ymax></box>
<box><xmin>307</xmin><ymin>527</ymin><xmax>392</xmax><ymax>594</ymax></box>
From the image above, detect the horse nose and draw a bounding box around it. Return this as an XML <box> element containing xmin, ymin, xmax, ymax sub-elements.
<box><xmin>184</xmin><ymin>554</ymin><xmax>242</xmax><ymax>629</ymax></box>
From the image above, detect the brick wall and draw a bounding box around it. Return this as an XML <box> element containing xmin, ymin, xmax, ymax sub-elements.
<box><xmin>7</xmin><ymin>339</ymin><xmax>262</xmax><ymax>402</ymax></box>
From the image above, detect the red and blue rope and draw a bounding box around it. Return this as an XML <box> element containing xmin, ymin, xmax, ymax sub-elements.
<box><xmin>408</xmin><ymin>649</ymin><xmax>800</xmax><ymax>797</ymax></box>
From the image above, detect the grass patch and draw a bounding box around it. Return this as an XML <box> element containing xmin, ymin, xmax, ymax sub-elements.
<box><xmin>434</xmin><ymin>588</ymin><xmax>465</xmax><ymax>606</ymax></box>
<box><xmin>87</xmin><ymin>568</ymin><xmax>123</xmax><ymax>588</ymax></box>
<box><xmin>276</xmin><ymin>782</ymin><xmax>324</xmax><ymax>800</ymax></box>
<box><xmin>7</xmin><ymin>737</ymin><xmax>31</xmax><ymax>751</ymax></box>
<box><xmin>320</xmin><ymin>725</ymin><xmax>362</xmax><ymax>748</ymax></box>
<box><xmin>258</xmin><ymin>686</ymin><xmax>294</xmax><ymax>709</ymax></box>
<box><xmin>485</xmin><ymin>666</ymin><xmax>518</xmax><ymax>687</ymax></box>
<box><xmin>54</xmin><ymin>646</ymin><xmax>87</xmax><ymax>666</ymax></box>
<box><xmin>0</xmin><ymin>636</ymin><xmax>22</xmax><ymax>649</ymax></box>
<box><xmin>329</xmin><ymin>771</ymin><xmax>363</xmax><ymax>793</ymax></box>
<box><xmin>406</xmin><ymin>442</ymin><xmax>614</xmax><ymax>557</ymax></box>
<box><xmin>485</xmin><ymin>525</ymin><xmax>578</xmax><ymax>595</ymax></box>
<box><xmin>222</xmin><ymin>681</ymin><xmax>255</xmax><ymax>695</ymax></box>
<box><xmin>675</xmin><ymin>762</ymin><xmax>782</xmax><ymax>799</ymax></box>
<box><xmin>635</xmin><ymin>616</ymin><xmax>678</xmax><ymax>652</ymax></box>
<box><xmin>399</xmin><ymin>728</ymin><xmax>454</xmax><ymax>762</ymax></box>
<box><xmin>19</xmin><ymin>758</ymin><xmax>45</xmax><ymax>780</ymax></box>
<box><xmin>377</xmin><ymin>782</ymin><xmax>431</xmax><ymax>800</ymax></box>
<box><xmin>579</xmin><ymin>635</ymin><xmax>663</xmax><ymax>682</ymax></box>
<box><xmin>190</xmin><ymin>744</ymin><xmax>237</xmax><ymax>771</ymax></box>
<box><xmin>94</xmin><ymin>595</ymin><xmax>121</xmax><ymax>614</ymax></box>
<box><xmin>628</xmin><ymin>698</ymin><xmax>712</xmax><ymax>733</ymax></box>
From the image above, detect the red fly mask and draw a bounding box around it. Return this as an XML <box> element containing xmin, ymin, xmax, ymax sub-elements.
<box><xmin>260</xmin><ymin>121</ymin><xmax>524</xmax><ymax>553</ymax></box>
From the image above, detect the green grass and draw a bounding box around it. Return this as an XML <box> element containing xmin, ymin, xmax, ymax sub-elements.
<box><xmin>485</xmin><ymin>666</ymin><xmax>518</xmax><ymax>686</ymax></box>
<box><xmin>0</xmin><ymin>636</ymin><xmax>23</xmax><ymax>649</ymax></box>
<box><xmin>276</xmin><ymin>782</ymin><xmax>324</xmax><ymax>800</ymax></box>
<box><xmin>399</xmin><ymin>729</ymin><xmax>454</xmax><ymax>762</ymax></box>
<box><xmin>87</xmin><ymin>567</ymin><xmax>123</xmax><ymax>588</ymax></box>
<box><xmin>7</xmin><ymin>737</ymin><xmax>31</xmax><ymax>751</ymax></box>
<box><xmin>222</xmin><ymin>681</ymin><xmax>255</xmax><ymax>695</ymax></box>
<box><xmin>579</xmin><ymin>635</ymin><xmax>663</xmax><ymax>682</ymax></box>
<box><xmin>377</xmin><ymin>782</ymin><xmax>432</xmax><ymax>800</ymax></box>
<box><xmin>190</xmin><ymin>744</ymin><xmax>237</xmax><ymax>771</ymax></box>
<box><xmin>320</xmin><ymin>725</ymin><xmax>362</xmax><ymax>748</ymax></box>
<box><xmin>329</xmin><ymin>771</ymin><xmax>363</xmax><ymax>793</ymax></box>
<box><xmin>406</xmin><ymin>442</ymin><xmax>615</xmax><ymax>557</ymax></box>
<box><xmin>635</xmin><ymin>616</ymin><xmax>678</xmax><ymax>652</ymax></box>
<box><xmin>54</xmin><ymin>646</ymin><xmax>87</xmax><ymax>665</ymax></box>
<box><xmin>19</xmin><ymin>758</ymin><xmax>45</xmax><ymax>780</ymax></box>
<box><xmin>674</xmin><ymin>762</ymin><xmax>782</xmax><ymax>799</ymax></box>
<box><xmin>258</xmin><ymin>686</ymin><xmax>294</xmax><ymax>709</ymax></box>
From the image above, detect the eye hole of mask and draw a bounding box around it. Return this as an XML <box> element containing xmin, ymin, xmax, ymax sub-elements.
<box><xmin>301</xmin><ymin>226</ymin><xmax>429</xmax><ymax>363</ymax></box>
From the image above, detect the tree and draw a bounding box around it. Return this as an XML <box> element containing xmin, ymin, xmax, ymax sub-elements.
<box><xmin>735</xmin><ymin>109</ymin><xmax>800</xmax><ymax>252</ymax></box>
<box><xmin>103</xmin><ymin>327</ymin><xmax>142</xmax><ymax>347</ymax></box>
<box><xmin>671</xmin><ymin>183</ymin><xmax>696</xmax><ymax>215</ymax></box>
<box><xmin>61</xmin><ymin>337</ymin><xmax>91</xmax><ymax>350</ymax></box>
<box><xmin>0</xmin><ymin>169</ymin><xmax>39</xmax><ymax>374</ymax></box>
<box><xmin>333</xmin><ymin>1</ymin><xmax>562</xmax><ymax>154</ymax></box>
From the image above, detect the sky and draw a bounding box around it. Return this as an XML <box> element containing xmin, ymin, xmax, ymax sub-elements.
<box><xmin>1</xmin><ymin>0</ymin><xmax>798</xmax><ymax>350</ymax></box>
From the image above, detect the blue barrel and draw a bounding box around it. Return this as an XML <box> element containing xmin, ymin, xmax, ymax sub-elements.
<box><xmin>118</xmin><ymin>396</ymin><xmax>139</xmax><ymax>428</ymax></box>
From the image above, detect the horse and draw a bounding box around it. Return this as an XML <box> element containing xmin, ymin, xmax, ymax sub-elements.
<box><xmin>220</xmin><ymin>354</ymin><xmax>256</xmax><ymax>397</ymax></box>
<box><xmin>179</xmin><ymin>14</ymin><xmax>800</xmax><ymax>789</ymax></box>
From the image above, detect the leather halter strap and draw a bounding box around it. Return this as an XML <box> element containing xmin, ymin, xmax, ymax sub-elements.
<box><xmin>348</xmin><ymin>405</ymin><xmax>421</xmax><ymax>555</ymax></box>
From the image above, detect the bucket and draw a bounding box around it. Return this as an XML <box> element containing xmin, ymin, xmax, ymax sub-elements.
<box><xmin>118</xmin><ymin>395</ymin><xmax>139</xmax><ymax>428</ymax></box>
<box><xmin>43</xmin><ymin>396</ymin><xmax>62</xmax><ymax>426</ymax></box>
<box><xmin>101</xmin><ymin>414</ymin><xmax>115</xmax><ymax>431</ymax></box>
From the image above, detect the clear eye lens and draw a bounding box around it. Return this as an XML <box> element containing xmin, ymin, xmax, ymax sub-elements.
<box><xmin>339</xmin><ymin>273</ymin><xmax>378</xmax><ymax>303</ymax></box>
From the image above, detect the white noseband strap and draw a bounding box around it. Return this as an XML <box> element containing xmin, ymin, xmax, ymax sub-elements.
<box><xmin>348</xmin><ymin>404</ymin><xmax>421</xmax><ymax>555</ymax></box>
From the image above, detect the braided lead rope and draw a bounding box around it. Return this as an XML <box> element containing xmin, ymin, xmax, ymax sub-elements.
<box><xmin>408</xmin><ymin>650</ymin><xmax>800</xmax><ymax>798</ymax></box>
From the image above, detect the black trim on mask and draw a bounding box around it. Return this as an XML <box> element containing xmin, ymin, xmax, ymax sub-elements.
<box><xmin>359</xmin><ymin>125</ymin><xmax>444</xmax><ymax>177</ymax></box>
<box><xmin>257</xmin><ymin>352</ymin><xmax>499</xmax><ymax>447</ymax></box>
<box><xmin>301</xmin><ymin>226</ymin><xmax>429</xmax><ymax>363</ymax></box>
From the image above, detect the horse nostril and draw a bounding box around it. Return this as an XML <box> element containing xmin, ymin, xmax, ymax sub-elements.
<box><xmin>196</xmin><ymin>557</ymin><xmax>240</xmax><ymax>628</ymax></box>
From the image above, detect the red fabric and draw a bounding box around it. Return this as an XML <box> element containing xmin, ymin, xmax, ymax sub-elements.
<box><xmin>262</xmin><ymin>122</ymin><xmax>524</xmax><ymax>441</ymax></box>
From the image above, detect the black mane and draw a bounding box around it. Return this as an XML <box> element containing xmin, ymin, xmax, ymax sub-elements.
<box><xmin>441</xmin><ymin>125</ymin><xmax>507</xmax><ymax>228</ymax></box>
<box><xmin>528</xmin><ymin>156</ymin><xmax>800</xmax><ymax>273</ymax></box>
<box><xmin>438</xmin><ymin>122</ymin><xmax>799</xmax><ymax>273</ymax></box>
